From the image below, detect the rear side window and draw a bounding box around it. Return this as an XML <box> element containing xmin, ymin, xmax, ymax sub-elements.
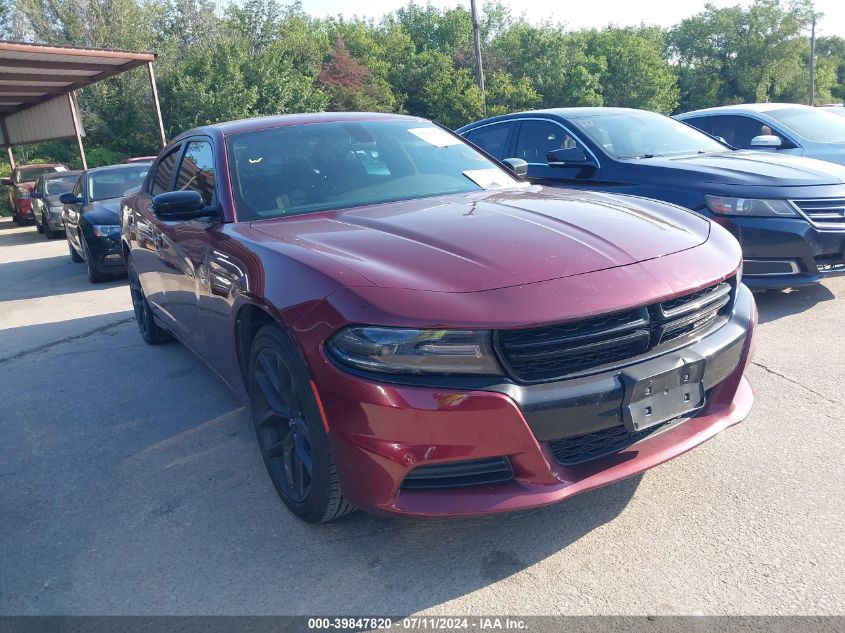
<box><xmin>151</xmin><ymin>148</ymin><xmax>180</xmax><ymax>195</ymax></box>
<box><xmin>709</xmin><ymin>115</ymin><xmax>772</xmax><ymax>149</ymax></box>
<box><xmin>176</xmin><ymin>140</ymin><xmax>216</xmax><ymax>206</ymax></box>
<box><xmin>514</xmin><ymin>120</ymin><xmax>579</xmax><ymax>163</ymax></box>
<box><xmin>464</xmin><ymin>123</ymin><xmax>514</xmax><ymax>159</ymax></box>
<box><xmin>683</xmin><ymin>116</ymin><xmax>712</xmax><ymax>135</ymax></box>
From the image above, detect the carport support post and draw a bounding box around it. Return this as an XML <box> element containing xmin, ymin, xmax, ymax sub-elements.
<box><xmin>147</xmin><ymin>62</ymin><xmax>167</xmax><ymax>149</ymax></box>
<box><xmin>67</xmin><ymin>92</ymin><xmax>87</xmax><ymax>171</ymax></box>
<box><xmin>1</xmin><ymin>117</ymin><xmax>14</xmax><ymax>170</ymax></box>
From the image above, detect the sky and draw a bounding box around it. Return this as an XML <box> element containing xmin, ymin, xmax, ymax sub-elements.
<box><xmin>300</xmin><ymin>0</ymin><xmax>845</xmax><ymax>38</ymax></box>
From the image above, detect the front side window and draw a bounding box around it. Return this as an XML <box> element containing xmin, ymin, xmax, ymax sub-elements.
<box><xmin>87</xmin><ymin>166</ymin><xmax>151</xmax><ymax>202</ymax></box>
<box><xmin>514</xmin><ymin>120</ymin><xmax>580</xmax><ymax>164</ymax></box>
<box><xmin>464</xmin><ymin>123</ymin><xmax>514</xmax><ymax>159</ymax></box>
<box><xmin>766</xmin><ymin>107</ymin><xmax>845</xmax><ymax>143</ymax></box>
<box><xmin>227</xmin><ymin>120</ymin><xmax>521</xmax><ymax>221</ymax></box>
<box><xmin>572</xmin><ymin>110</ymin><xmax>728</xmax><ymax>159</ymax></box>
<box><xmin>176</xmin><ymin>140</ymin><xmax>216</xmax><ymax>205</ymax></box>
<box><xmin>151</xmin><ymin>148</ymin><xmax>180</xmax><ymax>195</ymax></box>
<box><xmin>709</xmin><ymin>115</ymin><xmax>774</xmax><ymax>148</ymax></box>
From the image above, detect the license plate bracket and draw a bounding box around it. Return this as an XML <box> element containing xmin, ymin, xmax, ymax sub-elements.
<box><xmin>621</xmin><ymin>352</ymin><xmax>706</xmax><ymax>433</ymax></box>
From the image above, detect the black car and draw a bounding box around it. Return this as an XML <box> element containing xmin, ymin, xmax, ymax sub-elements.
<box><xmin>457</xmin><ymin>108</ymin><xmax>845</xmax><ymax>290</ymax></box>
<box><xmin>61</xmin><ymin>163</ymin><xmax>152</xmax><ymax>283</ymax></box>
<box><xmin>31</xmin><ymin>170</ymin><xmax>82</xmax><ymax>238</ymax></box>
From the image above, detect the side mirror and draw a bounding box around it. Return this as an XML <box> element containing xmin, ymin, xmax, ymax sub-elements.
<box><xmin>152</xmin><ymin>190</ymin><xmax>206</xmax><ymax>220</ymax></box>
<box><xmin>547</xmin><ymin>147</ymin><xmax>596</xmax><ymax>167</ymax></box>
<box><xmin>59</xmin><ymin>193</ymin><xmax>81</xmax><ymax>204</ymax></box>
<box><xmin>750</xmin><ymin>135</ymin><xmax>782</xmax><ymax>148</ymax></box>
<box><xmin>502</xmin><ymin>158</ymin><xmax>528</xmax><ymax>177</ymax></box>
<box><xmin>1</xmin><ymin>177</ymin><xmax>12</xmax><ymax>186</ymax></box>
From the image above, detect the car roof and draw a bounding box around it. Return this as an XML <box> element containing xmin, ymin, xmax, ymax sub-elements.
<box><xmin>456</xmin><ymin>107</ymin><xmax>663</xmax><ymax>131</ymax></box>
<box><xmin>677</xmin><ymin>103</ymin><xmax>814</xmax><ymax>117</ymax></box>
<box><xmin>40</xmin><ymin>170</ymin><xmax>82</xmax><ymax>179</ymax></box>
<box><xmin>83</xmin><ymin>162</ymin><xmax>152</xmax><ymax>175</ymax></box>
<box><xmin>18</xmin><ymin>163</ymin><xmax>66</xmax><ymax>169</ymax></box>
<box><xmin>174</xmin><ymin>112</ymin><xmax>426</xmax><ymax>142</ymax></box>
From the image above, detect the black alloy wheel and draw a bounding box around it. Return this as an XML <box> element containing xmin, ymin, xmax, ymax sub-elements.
<box><xmin>127</xmin><ymin>255</ymin><xmax>172</xmax><ymax>345</ymax></box>
<box><xmin>248</xmin><ymin>324</ymin><xmax>354</xmax><ymax>523</ymax></box>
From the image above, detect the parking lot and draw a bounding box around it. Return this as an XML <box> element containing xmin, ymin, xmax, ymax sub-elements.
<box><xmin>0</xmin><ymin>214</ymin><xmax>842</xmax><ymax>615</ymax></box>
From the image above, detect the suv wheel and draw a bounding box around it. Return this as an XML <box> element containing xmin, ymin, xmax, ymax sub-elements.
<box><xmin>248</xmin><ymin>324</ymin><xmax>355</xmax><ymax>523</ymax></box>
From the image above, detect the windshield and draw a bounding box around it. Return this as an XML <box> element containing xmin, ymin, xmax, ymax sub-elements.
<box><xmin>226</xmin><ymin>119</ymin><xmax>520</xmax><ymax>220</ymax></box>
<box><xmin>44</xmin><ymin>175</ymin><xmax>77</xmax><ymax>196</ymax></box>
<box><xmin>18</xmin><ymin>166</ymin><xmax>63</xmax><ymax>183</ymax></box>
<box><xmin>572</xmin><ymin>111</ymin><xmax>729</xmax><ymax>159</ymax></box>
<box><xmin>87</xmin><ymin>165</ymin><xmax>151</xmax><ymax>201</ymax></box>
<box><xmin>767</xmin><ymin>107</ymin><xmax>845</xmax><ymax>142</ymax></box>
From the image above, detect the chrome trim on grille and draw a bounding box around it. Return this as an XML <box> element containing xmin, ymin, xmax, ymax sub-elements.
<box><xmin>790</xmin><ymin>198</ymin><xmax>845</xmax><ymax>230</ymax></box>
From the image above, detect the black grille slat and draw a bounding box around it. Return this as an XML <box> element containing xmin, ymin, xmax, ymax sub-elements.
<box><xmin>401</xmin><ymin>457</ymin><xmax>514</xmax><ymax>490</ymax></box>
<box><xmin>495</xmin><ymin>280</ymin><xmax>734</xmax><ymax>383</ymax></box>
<box><xmin>547</xmin><ymin>423</ymin><xmax>667</xmax><ymax>466</ymax></box>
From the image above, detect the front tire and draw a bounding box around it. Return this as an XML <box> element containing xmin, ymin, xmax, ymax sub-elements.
<box><xmin>127</xmin><ymin>255</ymin><xmax>172</xmax><ymax>345</ymax></box>
<box><xmin>248</xmin><ymin>324</ymin><xmax>355</xmax><ymax>523</ymax></box>
<box><xmin>82</xmin><ymin>235</ymin><xmax>108</xmax><ymax>283</ymax></box>
<box><xmin>68</xmin><ymin>236</ymin><xmax>83</xmax><ymax>262</ymax></box>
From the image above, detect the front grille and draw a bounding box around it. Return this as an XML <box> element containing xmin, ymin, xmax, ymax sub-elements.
<box><xmin>400</xmin><ymin>457</ymin><xmax>514</xmax><ymax>490</ymax></box>
<box><xmin>792</xmin><ymin>199</ymin><xmax>845</xmax><ymax>228</ymax></box>
<box><xmin>547</xmin><ymin>422</ymin><xmax>670</xmax><ymax>466</ymax></box>
<box><xmin>495</xmin><ymin>280</ymin><xmax>733</xmax><ymax>383</ymax></box>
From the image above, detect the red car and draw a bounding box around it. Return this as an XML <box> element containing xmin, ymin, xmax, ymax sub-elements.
<box><xmin>2</xmin><ymin>163</ymin><xmax>68</xmax><ymax>224</ymax></box>
<box><xmin>121</xmin><ymin>113</ymin><xmax>756</xmax><ymax>523</ymax></box>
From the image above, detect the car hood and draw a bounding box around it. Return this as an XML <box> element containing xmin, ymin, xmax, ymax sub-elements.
<box><xmin>83</xmin><ymin>198</ymin><xmax>121</xmax><ymax>224</ymax></box>
<box><xmin>640</xmin><ymin>151</ymin><xmax>845</xmax><ymax>187</ymax></box>
<box><xmin>250</xmin><ymin>187</ymin><xmax>710</xmax><ymax>293</ymax></box>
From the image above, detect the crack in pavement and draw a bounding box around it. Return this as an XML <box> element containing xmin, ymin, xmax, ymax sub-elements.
<box><xmin>0</xmin><ymin>317</ymin><xmax>135</xmax><ymax>365</ymax></box>
<box><xmin>751</xmin><ymin>360</ymin><xmax>838</xmax><ymax>405</ymax></box>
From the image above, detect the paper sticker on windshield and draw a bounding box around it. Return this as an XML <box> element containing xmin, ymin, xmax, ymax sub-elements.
<box><xmin>462</xmin><ymin>168</ymin><xmax>515</xmax><ymax>189</ymax></box>
<box><xmin>408</xmin><ymin>127</ymin><xmax>463</xmax><ymax>147</ymax></box>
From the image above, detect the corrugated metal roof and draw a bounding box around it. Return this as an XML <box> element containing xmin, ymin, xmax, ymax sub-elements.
<box><xmin>0</xmin><ymin>40</ymin><xmax>155</xmax><ymax>145</ymax></box>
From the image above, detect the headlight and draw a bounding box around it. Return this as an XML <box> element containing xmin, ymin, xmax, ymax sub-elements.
<box><xmin>705</xmin><ymin>196</ymin><xmax>797</xmax><ymax>217</ymax></box>
<box><xmin>93</xmin><ymin>224</ymin><xmax>120</xmax><ymax>237</ymax></box>
<box><xmin>327</xmin><ymin>327</ymin><xmax>503</xmax><ymax>376</ymax></box>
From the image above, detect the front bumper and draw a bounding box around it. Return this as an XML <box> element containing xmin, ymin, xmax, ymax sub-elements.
<box><xmin>45</xmin><ymin>209</ymin><xmax>64</xmax><ymax>231</ymax></box>
<box><xmin>715</xmin><ymin>216</ymin><xmax>845</xmax><ymax>289</ymax></box>
<box><xmin>312</xmin><ymin>285</ymin><xmax>757</xmax><ymax>517</ymax></box>
<box><xmin>87</xmin><ymin>234</ymin><xmax>126</xmax><ymax>272</ymax></box>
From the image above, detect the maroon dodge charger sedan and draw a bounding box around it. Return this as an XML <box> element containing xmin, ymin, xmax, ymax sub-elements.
<box><xmin>120</xmin><ymin>112</ymin><xmax>756</xmax><ymax>523</ymax></box>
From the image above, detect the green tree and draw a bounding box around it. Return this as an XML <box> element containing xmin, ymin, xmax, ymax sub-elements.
<box><xmin>669</xmin><ymin>0</ymin><xmax>818</xmax><ymax>110</ymax></box>
<box><xmin>584</xmin><ymin>27</ymin><xmax>679</xmax><ymax>113</ymax></box>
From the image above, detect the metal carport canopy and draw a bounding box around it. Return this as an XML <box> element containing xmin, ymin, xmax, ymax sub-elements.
<box><xmin>0</xmin><ymin>40</ymin><xmax>166</xmax><ymax>169</ymax></box>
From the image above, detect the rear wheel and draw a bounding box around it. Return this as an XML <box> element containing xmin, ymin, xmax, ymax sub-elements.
<box><xmin>127</xmin><ymin>255</ymin><xmax>172</xmax><ymax>345</ymax></box>
<box><xmin>248</xmin><ymin>324</ymin><xmax>355</xmax><ymax>523</ymax></box>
